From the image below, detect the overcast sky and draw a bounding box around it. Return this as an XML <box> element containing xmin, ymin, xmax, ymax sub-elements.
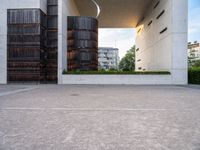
<box><xmin>99</xmin><ymin>0</ymin><xmax>200</xmax><ymax>59</ymax></box>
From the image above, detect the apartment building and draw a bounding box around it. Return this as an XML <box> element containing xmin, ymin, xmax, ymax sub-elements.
<box><xmin>188</xmin><ymin>41</ymin><xmax>200</xmax><ymax>61</ymax></box>
<box><xmin>98</xmin><ymin>47</ymin><xmax>119</xmax><ymax>70</ymax></box>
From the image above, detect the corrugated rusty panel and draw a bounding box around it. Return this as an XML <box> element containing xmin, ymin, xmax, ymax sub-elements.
<box><xmin>46</xmin><ymin>0</ymin><xmax>58</xmax><ymax>82</ymax></box>
<box><xmin>7</xmin><ymin>9</ymin><xmax>41</xmax><ymax>24</ymax></box>
<box><xmin>67</xmin><ymin>16</ymin><xmax>98</xmax><ymax>71</ymax></box>
<box><xmin>48</xmin><ymin>0</ymin><xmax>58</xmax><ymax>5</ymax></box>
<box><xmin>7</xmin><ymin>0</ymin><xmax>58</xmax><ymax>83</ymax></box>
<box><xmin>7</xmin><ymin>9</ymin><xmax>47</xmax><ymax>82</ymax></box>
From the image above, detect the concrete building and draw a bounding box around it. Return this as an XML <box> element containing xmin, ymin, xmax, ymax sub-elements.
<box><xmin>0</xmin><ymin>0</ymin><xmax>188</xmax><ymax>84</ymax></box>
<box><xmin>98</xmin><ymin>47</ymin><xmax>119</xmax><ymax>70</ymax></box>
<box><xmin>188</xmin><ymin>41</ymin><xmax>200</xmax><ymax>65</ymax></box>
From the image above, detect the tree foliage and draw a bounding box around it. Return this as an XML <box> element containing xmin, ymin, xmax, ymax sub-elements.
<box><xmin>193</xmin><ymin>60</ymin><xmax>200</xmax><ymax>67</ymax></box>
<box><xmin>188</xmin><ymin>57</ymin><xmax>200</xmax><ymax>68</ymax></box>
<box><xmin>119</xmin><ymin>46</ymin><xmax>135</xmax><ymax>71</ymax></box>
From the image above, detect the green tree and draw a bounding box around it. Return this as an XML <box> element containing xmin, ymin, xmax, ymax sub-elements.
<box><xmin>119</xmin><ymin>46</ymin><xmax>135</xmax><ymax>71</ymax></box>
<box><xmin>193</xmin><ymin>59</ymin><xmax>200</xmax><ymax>67</ymax></box>
<box><xmin>188</xmin><ymin>55</ymin><xmax>197</xmax><ymax>68</ymax></box>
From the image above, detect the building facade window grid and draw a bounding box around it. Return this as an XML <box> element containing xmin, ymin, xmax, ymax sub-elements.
<box><xmin>98</xmin><ymin>47</ymin><xmax>119</xmax><ymax>70</ymax></box>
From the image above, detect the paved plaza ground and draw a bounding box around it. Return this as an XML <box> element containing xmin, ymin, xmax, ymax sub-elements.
<box><xmin>0</xmin><ymin>84</ymin><xmax>200</xmax><ymax>150</ymax></box>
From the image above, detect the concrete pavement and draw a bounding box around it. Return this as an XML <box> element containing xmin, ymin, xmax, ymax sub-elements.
<box><xmin>0</xmin><ymin>85</ymin><xmax>200</xmax><ymax>150</ymax></box>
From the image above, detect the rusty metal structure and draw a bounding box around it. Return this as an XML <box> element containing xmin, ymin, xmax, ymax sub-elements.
<box><xmin>7</xmin><ymin>0</ymin><xmax>58</xmax><ymax>83</ymax></box>
<box><xmin>7</xmin><ymin>9</ymin><xmax>47</xmax><ymax>82</ymax></box>
<box><xmin>46</xmin><ymin>0</ymin><xmax>58</xmax><ymax>82</ymax></box>
<box><xmin>67</xmin><ymin>16</ymin><xmax>98</xmax><ymax>71</ymax></box>
<box><xmin>7</xmin><ymin>2</ymin><xmax>98</xmax><ymax>83</ymax></box>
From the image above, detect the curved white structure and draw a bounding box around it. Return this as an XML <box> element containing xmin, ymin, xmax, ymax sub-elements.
<box><xmin>91</xmin><ymin>0</ymin><xmax>100</xmax><ymax>18</ymax></box>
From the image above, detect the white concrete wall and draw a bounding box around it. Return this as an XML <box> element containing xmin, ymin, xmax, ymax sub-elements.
<box><xmin>62</xmin><ymin>75</ymin><xmax>172</xmax><ymax>85</ymax></box>
<box><xmin>58</xmin><ymin>0</ymin><xmax>80</xmax><ymax>84</ymax></box>
<box><xmin>0</xmin><ymin>0</ymin><xmax>47</xmax><ymax>84</ymax></box>
<box><xmin>171</xmin><ymin>0</ymin><xmax>188</xmax><ymax>84</ymax></box>
<box><xmin>135</xmin><ymin>0</ymin><xmax>188</xmax><ymax>84</ymax></box>
<box><xmin>136</xmin><ymin>0</ymin><xmax>173</xmax><ymax>72</ymax></box>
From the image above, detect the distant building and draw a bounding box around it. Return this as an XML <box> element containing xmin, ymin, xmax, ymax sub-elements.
<box><xmin>188</xmin><ymin>41</ymin><xmax>200</xmax><ymax>66</ymax></box>
<box><xmin>98</xmin><ymin>47</ymin><xmax>119</xmax><ymax>70</ymax></box>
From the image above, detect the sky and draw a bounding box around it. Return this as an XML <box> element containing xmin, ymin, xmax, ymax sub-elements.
<box><xmin>99</xmin><ymin>0</ymin><xmax>200</xmax><ymax>59</ymax></box>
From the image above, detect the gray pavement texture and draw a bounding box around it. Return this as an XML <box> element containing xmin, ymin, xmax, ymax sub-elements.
<box><xmin>0</xmin><ymin>84</ymin><xmax>200</xmax><ymax>150</ymax></box>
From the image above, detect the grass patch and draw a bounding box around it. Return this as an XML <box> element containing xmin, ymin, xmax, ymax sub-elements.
<box><xmin>63</xmin><ymin>70</ymin><xmax>171</xmax><ymax>75</ymax></box>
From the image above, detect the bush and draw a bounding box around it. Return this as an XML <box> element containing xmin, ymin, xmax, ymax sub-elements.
<box><xmin>188</xmin><ymin>67</ymin><xmax>200</xmax><ymax>84</ymax></box>
<box><xmin>63</xmin><ymin>70</ymin><xmax>170</xmax><ymax>75</ymax></box>
<box><xmin>62</xmin><ymin>69</ymin><xmax>67</xmax><ymax>74</ymax></box>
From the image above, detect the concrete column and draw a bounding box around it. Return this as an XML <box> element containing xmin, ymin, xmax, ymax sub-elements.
<box><xmin>57</xmin><ymin>0</ymin><xmax>79</xmax><ymax>84</ymax></box>
<box><xmin>171</xmin><ymin>0</ymin><xmax>188</xmax><ymax>84</ymax></box>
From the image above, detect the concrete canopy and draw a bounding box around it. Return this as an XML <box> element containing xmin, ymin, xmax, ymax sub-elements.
<box><xmin>74</xmin><ymin>0</ymin><xmax>152</xmax><ymax>28</ymax></box>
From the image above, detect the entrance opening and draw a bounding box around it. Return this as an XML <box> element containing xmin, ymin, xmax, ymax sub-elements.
<box><xmin>66</xmin><ymin>22</ymin><xmax>136</xmax><ymax>73</ymax></box>
<box><xmin>98</xmin><ymin>28</ymin><xmax>135</xmax><ymax>71</ymax></box>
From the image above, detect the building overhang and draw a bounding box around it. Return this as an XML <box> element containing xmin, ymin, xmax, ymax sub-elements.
<box><xmin>74</xmin><ymin>0</ymin><xmax>152</xmax><ymax>28</ymax></box>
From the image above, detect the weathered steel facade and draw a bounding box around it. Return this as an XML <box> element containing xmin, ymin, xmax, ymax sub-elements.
<box><xmin>7</xmin><ymin>0</ymin><xmax>58</xmax><ymax>83</ymax></box>
<box><xmin>7</xmin><ymin>9</ymin><xmax>47</xmax><ymax>82</ymax></box>
<box><xmin>7</xmin><ymin>3</ymin><xmax>98</xmax><ymax>83</ymax></box>
<box><xmin>67</xmin><ymin>16</ymin><xmax>98</xmax><ymax>71</ymax></box>
<box><xmin>46</xmin><ymin>0</ymin><xmax>58</xmax><ymax>82</ymax></box>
